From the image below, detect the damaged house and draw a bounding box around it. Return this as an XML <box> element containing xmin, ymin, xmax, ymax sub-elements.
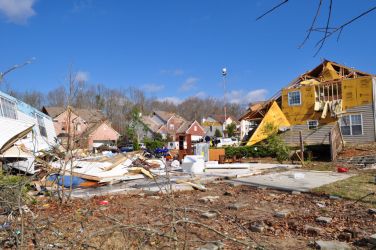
<box><xmin>240</xmin><ymin>60</ymin><xmax>376</xmax><ymax>159</ymax></box>
<box><xmin>42</xmin><ymin>106</ymin><xmax>120</xmax><ymax>150</ymax></box>
<box><xmin>0</xmin><ymin>90</ymin><xmax>57</xmax><ymax>174</ymax></box>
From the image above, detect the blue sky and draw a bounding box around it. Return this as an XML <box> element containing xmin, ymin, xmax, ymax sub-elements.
<box><xmin>0</xmin><ymin>0</ymin><xmax>375</xmax><ymax>105</ymax></box>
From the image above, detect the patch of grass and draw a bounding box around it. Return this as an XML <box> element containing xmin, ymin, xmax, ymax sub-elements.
<box><xmin>302</xmin><ymin>162</ymin><xmax>336</xmax><ymax>171</ymax></box>
<box><xmin>313</xmin><ymin>170</ymin><xmax>376</xmax><ymax>206</ymax></box>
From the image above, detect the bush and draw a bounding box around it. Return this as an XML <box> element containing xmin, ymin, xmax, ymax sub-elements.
<box><xmin>224</xmin><ymin>134</ymin><xmax>289</xmax><ymax>163</ymax></box>
<box><xmin>225</xmin><ymin>145</ymin><xmax>270</xmax><ymax>159</ymax></box>
<box><xmin>214</xmin><ymin>128</ymin><xmax>222</xmax><ymax>137</ymax></box>
<box><xmin>263</xmin><ymin>134</ymin><xmax>290</xmax><ymax>163</ymax></box>
<box><xmin>143</xmin><ymin>138</ymin><xmax>165</xmax><ymax>151</ymax></box>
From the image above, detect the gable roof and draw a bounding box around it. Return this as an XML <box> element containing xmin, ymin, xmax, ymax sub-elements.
<box><xmin>176</xmin><ymin>120</ymin><xmax>205</xmax><ymax>134</ymax></box>
<box><xmin>153</xmin><ymin>110</ymin><xmax>175</xmax><ymax>122</ymax></box>
<box><xmin>42</xmin><ymin>106</ymin><xmax>66</xmax><ymax>118</ymax></box>
<box><xmin>42</xmin><ymin>106</ymin><xmax>106</xmax><ymax>123</ymax></box>
<box><xmin>211</xmin><ymin>114</ymin><xmax>239</xmax><ymax>124</ymax></box>
<box><xmin>153</xmin><ymin>110</ymin><xmax>186</xmax><ymax>122</ymax></box>
<box><xmin>140</xmin><ymin>115</ymin><xmax>162</xmax><ymax>134</ymax></box>
<box><xmin>176</xmin><ymin>121</ymin><xmax>192</xmax><ymax>134</ymax></box>
<box><xmin>80</xmin><ymin>120</ymin><xmax>120</xmax><ymax>139</ymax></box>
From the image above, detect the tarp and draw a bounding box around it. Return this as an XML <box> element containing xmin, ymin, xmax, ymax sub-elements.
<box><xmin>0</xmin><ymin>117</ymin><xmax>34</xmax><ymax>154</ymax></box>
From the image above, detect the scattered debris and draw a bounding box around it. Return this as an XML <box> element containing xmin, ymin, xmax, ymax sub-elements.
<box><xmin>227</xmin><ymin>202</ymin><xmax>248</xmax><ymax>210</ymax></box>
<box><xmin>315</xmin><ymin>240</ymin><xmax>351</xmax><ymax>250</ymax></box>
<box><xmin>304</xmin><ymin>225</ymin><xmax>323</xmax><ymax>236</ymax></box>
<box><xmin>368</xmin><ymin>234</ymin><xmax>376</xmax><ymax>245</ymax></box>
<box><xmin>274</xmin><ymin>210</ymin><xmax>291</xmax><ymax>218</ymax></box>
<box><xmin>316</xmin><ymin>216</ymin><xmax>332</xmax><ymax>224</ymax></box>
<box><xmin>199</xmin><ymin>196</ymin><xmax>219</xmax><ymax>203</ymax></box>
<box><xmin>249</xmin><ymin>222</ymin><xmax>265</xmax><ymax>233</ymax></box>
<box><xmin>368</xmin><ymin>208</ymin><xmax>376</xmax><ymax>215</ymax></box>
<box><xmin>201</xmin><ymin>211</ymin><xmax>218</xmax><ymax>219</ymax></box>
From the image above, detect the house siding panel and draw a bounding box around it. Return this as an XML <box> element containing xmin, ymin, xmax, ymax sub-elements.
<box><xmin>341</xmin><ymin>103</ymin><xmax>375</xmax><ymax>144</ymax></box>
<box><xmin>281</xmin><ymin>104</ymin><xmax>376</xmax><ymax>146</ymax></box>
<box><xmin>281</xmin><ymin>123</ymin><xmax>333</xmax><ymax>146</ymax></box>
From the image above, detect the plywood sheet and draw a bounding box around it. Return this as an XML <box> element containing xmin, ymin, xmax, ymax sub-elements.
<box><xmin>247</xmin><ymin>101</ymin><xmax>290</xmax><ymax>146</ymax></box>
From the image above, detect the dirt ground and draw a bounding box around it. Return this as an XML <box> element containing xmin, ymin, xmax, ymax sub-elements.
<box><xmin>2</xmin><ymin>181</ymin><xmax>374</xmax><ymax>249</ymax></box>
<box><xmin>339</xmin><ymin>142</ymin><xmax>376</xmax><ymax>158</ymax></box>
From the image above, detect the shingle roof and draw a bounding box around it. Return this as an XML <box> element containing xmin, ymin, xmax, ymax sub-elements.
<box><xmin>211</xmin><ymin>114</ymin><xmax>239</xmax><ymax>124</ymax></box>
<box><xmin>43</xmin><ymin>106</ymin><xmax>105</xmax><ymax>123</ymax></box>
<box><xmin>153</xmin><ymin>110</ymin><xmax>175</xmax><ymax>122</ymax></box>
<box><xmin>42</xmin><ymin>106</ymin><xmax>66</xmax><ymax>118</ymax></box>
<box><xmin>176</xmin><ymin>121</ymin><xmax>192</xmax><ymax>134</ymax></box>
<box><xmin>140</xmin><ymin>116</ymin><xmax>162</xmax><ymax>133</ymax></box>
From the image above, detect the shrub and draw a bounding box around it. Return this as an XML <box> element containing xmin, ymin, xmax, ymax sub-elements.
<box><xmin>143</xmin><ymin>138</ymin><xmax>165</xmax><ymax>151</ymax></box>
<box><xmin>224</xmin><ymin>133</ymin><xmax>289</xmax><ymax>162</ymax></box>
<box><xmin>214</xmin><ymin>128</ymin><xmax>222</xmax><ymax>137</ymax></box>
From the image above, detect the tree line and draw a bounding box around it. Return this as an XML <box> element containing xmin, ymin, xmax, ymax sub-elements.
<box><xmin>5</xmin><ymin>81</ymin><xmax>246</xmax><ymax>134</ymax></box>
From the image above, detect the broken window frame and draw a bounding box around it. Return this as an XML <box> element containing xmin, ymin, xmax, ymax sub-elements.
<box><xmin>36</xmin><ymin>113</ymin><xmax>48</xmax><ymax>138</ymax></box>
<box><xmin>307</xmin><ymin>120</ymin><xmax>319</xmax><ymax>130</ymax></box>
<box><xmin>0</xmin><ymin>96</ymin><xmax>17</xmax><ymax>119</ymax></box>
<box><xmin>315</xmin><ymin>81</ymin><xmax>342</xmax><ymax>102</ymax></box>
<box><xmin>339</xmin><ymin>114</ymin><xmax>363</xmax><ymax>136</ymax></box>
<box><xmin>288</xmin><ymin>91</ymin><xmax>301</xmax><ymax>106</ymax></box>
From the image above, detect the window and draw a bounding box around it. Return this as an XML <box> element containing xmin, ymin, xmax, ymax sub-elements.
<box><xmin>340</xmin><ymin>114</ymin><xmax>362</xmax><ymax>136</ymax></box>
<box><xmin>210</xmin><ymin>126</ymin><xmax>213</xmax><ymax>132</ymax></box>
<box><xmin>169</xmin><ymin>124</ymin><xmax>174</xmax><ymax>130</ymax></box>
<box><xmin>0</xmin><ymin>97</ymin><xmax>17</xmax><ymax>119</ymax></box>
<box><xmin>36</xmin><ymin>114</ymin><xmax>47</xmax><ymax>138</ymax></box>
<box><xmin>307</xmin><ymin>120</ymin><xmax>318</xmax><ymax>130</ymax></box>
<box><xmin>288</xmin><ymin>91</ymin><xmax>301</xmax><ymax>106</ymax></box>
<box><xmin>194</xmin><ymin>126</ymin><xmax>197</xmax><ymax>131</ymax></box>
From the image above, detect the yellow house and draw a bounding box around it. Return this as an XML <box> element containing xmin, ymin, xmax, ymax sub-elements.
<box><xmin>240</xmin><ymin>60</ymin><xmax>375</xmax><ymax>147</ymax></box>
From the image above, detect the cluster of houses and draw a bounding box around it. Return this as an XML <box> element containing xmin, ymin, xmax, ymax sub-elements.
<box><xmin>1</xmin><ymin>59</ymin><xmax>376</xmax><ymax>171</ymax></box>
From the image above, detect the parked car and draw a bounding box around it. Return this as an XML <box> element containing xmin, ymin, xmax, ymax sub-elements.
<box><xmin>119</xmin><ymin>144</ymin><xmax>134</xmax><ymax>152</ymax></box>
<box><xmin>215</xmin><ymin>138</ymin><xmax>239</xmax><ymax>147</ymax></box>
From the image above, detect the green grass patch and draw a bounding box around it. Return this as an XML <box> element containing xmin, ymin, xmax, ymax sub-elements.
<box><xmin>313</xmin><ymin>170</ymin><xmax>376</xmax><ymax>206</ymax></box>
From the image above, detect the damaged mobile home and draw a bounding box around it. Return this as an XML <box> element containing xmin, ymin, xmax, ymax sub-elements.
<box><xmin>240</xmin><ymin>59</ymin><xmax>376</xmax><ymax>159</ymax></box>
<box><xmin>0</xmin><ymin>90</ymin><xmax>56</xmax><ymax>174</ymax></box>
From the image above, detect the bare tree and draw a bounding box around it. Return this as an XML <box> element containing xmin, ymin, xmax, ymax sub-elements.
<box><xmin>257</xmin><ymin>0</ymin><xmax>376</xmax><ymax>55</ymax></box>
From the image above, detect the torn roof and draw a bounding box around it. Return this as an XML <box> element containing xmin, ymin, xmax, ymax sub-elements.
<box><xmin>0</xmin><ymin>117</ymin><xmax>34</xmax><ymax>154</ymax></box>
<box><xmin>240</xmin><ymin>59</ymin><xmax>374</xmax><ymax>121</ymax></box>
<box><xmin>286</xmin><ymin>59</ymin><xmax>374</xmax><ymax>89</ymax></box>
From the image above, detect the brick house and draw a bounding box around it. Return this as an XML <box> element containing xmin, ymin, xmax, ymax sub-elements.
<box><xmin>176</xmin><ymin>120</ymin><xmax>206</xmax><ymax>141</ymax></box>
<box><xmin>140</xmin><ymin>110</ymin><xmax>187</xmax><ymax>140</ymax></box>
<box><xmin>42</xmin><ymin>106</ymin><xmax>120</xmax><ymax>149</ymax></box>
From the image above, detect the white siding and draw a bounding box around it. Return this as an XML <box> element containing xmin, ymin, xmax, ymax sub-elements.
<box><xmin>16</xmin><ymin>110</ymin><xmax>57</xmax><ymax>152</ymax></box>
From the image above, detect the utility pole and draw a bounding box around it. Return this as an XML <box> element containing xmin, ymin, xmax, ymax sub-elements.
<box><xmin>222</xmin><ymin>67</ymin><xmax>227</xmax><ymax>137</ymax></box>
